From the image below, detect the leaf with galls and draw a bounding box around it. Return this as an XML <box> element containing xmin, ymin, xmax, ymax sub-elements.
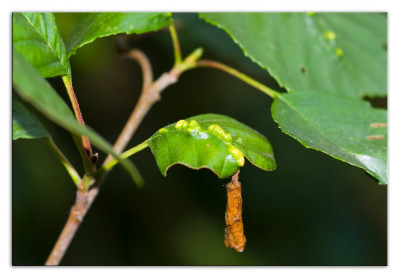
<box><xmin>147</xmin><ymin>114</ymin><xmax>276</xmax><ymax>179</ymax></box>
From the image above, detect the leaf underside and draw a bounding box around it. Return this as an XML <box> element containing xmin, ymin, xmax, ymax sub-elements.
<box><xmin>147</xmin><ymin>114</ymin><xmax>276</xmax><ymax>179</ymax></box>
<box><xmin>66</xmin><ymin>12</ymin><xmax>172</xmax><ymax>57</ymax></box>
<box><xmin>12</xmin><ymin>12</ymin><xmax>71</xmax><ymax>78</ymax></box>
<box><xmin>271</xmin><ymin>91</ymin><xmax>387</xmax><ymax>184</ymax></box>
<box><xmin>199</xmin><ymin>12</ymin><xmax>387</xmax><ymax>99</ymax></box>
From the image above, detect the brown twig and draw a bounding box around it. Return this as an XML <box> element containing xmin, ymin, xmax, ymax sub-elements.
<box><xmin>45</xmin><ymin>189</ymin><xmax>88</xmax><ymax>265</ymax></box>
<box><xmin>45</xmin><ymin>49</ymin><xmax>185</xmax><ymax>265</ymax></box>
<box><xmin>103</xmin><ymin>49</ymin><xmax>154</xmax><ymax>164</ymax></box>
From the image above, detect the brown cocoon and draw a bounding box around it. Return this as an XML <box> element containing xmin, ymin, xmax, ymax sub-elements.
<box><xmin>224</xmin><ymin>170</ymin><xmax>246</xmax><ymax>252</ymax></box>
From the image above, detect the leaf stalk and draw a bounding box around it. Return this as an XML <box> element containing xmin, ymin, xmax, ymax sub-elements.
<box><xmin>98</xmin><ymin>141</ymin><xmax>149</xmax><ymax>178</ymax></box>
<box><xmin>46</xmin><ymin>138</ymin><xmax>81</xmax><ymax>185</ymax></box>
<box><xmin>195</xmin><ymin>60</ymin><xmax>278</xmax><ymax>99</ymax></box>
<box><xmin>62</xmin><ymin>75</ymin><xmax>97</xmax><ymax>174</ymax></box>
<box><xmin>169</xmin><ymin>23</ymin><xmax>182</xmax><ymax>66</ymax></box>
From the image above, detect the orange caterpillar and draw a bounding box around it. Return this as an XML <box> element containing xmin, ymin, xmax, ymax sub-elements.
<box><xmin>224</xmin><ymin>170</ymin><xmax>246</xmax><ymax>252</ymax></box>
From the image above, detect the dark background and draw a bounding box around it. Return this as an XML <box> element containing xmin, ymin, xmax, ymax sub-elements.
<box><xmin>12</xmin><ymin>13</ymin><xmax>387</xmax><ymax>266</ymax></box>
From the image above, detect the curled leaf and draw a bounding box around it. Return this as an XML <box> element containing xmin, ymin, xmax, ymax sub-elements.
<box><xmin>147</xmin><ymin>114</ymin><xmax>276</xmax><ymax>179</ymax></box>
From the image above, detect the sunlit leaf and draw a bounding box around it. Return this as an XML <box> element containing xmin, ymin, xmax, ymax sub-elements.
<box><xmin>13</xmin><ymin>12</ymin><xmax>71</xmax><ymax>78</ymax></box>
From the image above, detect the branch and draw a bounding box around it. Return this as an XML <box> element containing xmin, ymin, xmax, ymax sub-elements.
<box><xmin>45</xmin><ymin>46</ymin><xmax>199</xmax><ymax>265</ymax></box>
<box><xmin>103</xmin><ymin>49</ymin><xmax>154</xmax><ymax>165</ymax></box>
<box><xmin>45</xmin><ymin>190</ymin><xmax>88</xmax><ymax>265</ymax></box>
<box><xmin>45</xmin><ymin>43</ymin><xmax>282</xmax><ymax>264</ymax></box>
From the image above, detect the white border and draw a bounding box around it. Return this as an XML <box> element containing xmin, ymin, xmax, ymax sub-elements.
<box><xmin>3</xmin><ymin>1</ymin><xmax>398</xmax><ymax>277</ymax></box>
<box><xmin>4</xmin><ymin>0</ymin><xmax>396</xmax><ymax>12</ymax></box>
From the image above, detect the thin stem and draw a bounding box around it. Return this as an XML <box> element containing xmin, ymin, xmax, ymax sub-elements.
<box><xmin>169</xmin><ymin>23</ymin><xmax>182</xmax><ymax>66</ymax></box>
<box><xmin>124</xmin><ymin>49</ymin><xmax>153</xmax><ymax>91</ymax></box>
<box><xmin>46</xmin><ymin>138</ymin><xmax>81</xmax><ymax>185</ymax></box>
<box><xmin>195</xmin><ymin>60</ymin><xmax>278</xmax><ymax>99</ymax></box>
<box><xmin>99</xmin><ymin>141</ymin><xmax>149</xmax><ymax>176</ymax></box>
<box><xmin>172</xmin><ymin>47</ymin><xmax>204</xmax><ymax>74</ymax></box>
<box><xmin>62</xmin><ymin>76</ymin><xmax>96</xmax><ymax>175</ymax></box>
<box><xmin>71</xmin><ymin>134</ymin><xmax>95</xmax><ymax>176</ymax></box>
<box><xmin>62</xmin><ymin>75</ymin><xmax>93</xmax><ymax>155</ymax></box>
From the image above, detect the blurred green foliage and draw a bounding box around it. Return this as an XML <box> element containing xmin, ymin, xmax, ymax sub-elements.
<box><xmin>12</xmin><ymin>13</ymin><xmax>387</xmax><ymax>265</ymax></box>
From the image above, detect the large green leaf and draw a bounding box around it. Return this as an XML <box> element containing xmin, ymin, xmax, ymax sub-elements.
<box><xmin>12</xmin><ymin>97</ymin><xmax>51</xmax><ymax>140</ymax></box>
<box><xmin>271</xmin><ymin>91</ymin><xmax>387</xmax><ymax>184</ymax></box>
<box><xmin>13</xmin><ymin>50</ymin><xmax>142</xmax><ymax>185</ymax></box>
<box><xmin>199</xmin><ymin>13</ymin><xmax>387</xmax><ymax>98</ymax></box>
<box><xmin>66</xmin><ymin>12</ymin><xmax>172</xmax><ymax>57</ymax></box>
<box><xmin>13</xmin><ymin>12</ymin><xmax>71</xmax><ymax>78</ymax></box>
<box><xmin>147</xmin><ymin>114</ymin><xmax>276</xmax><ymax>179</ymax></box>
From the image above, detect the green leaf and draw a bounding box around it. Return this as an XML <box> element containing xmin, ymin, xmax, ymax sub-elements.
<box><xmin>12</xmin><ymin>49</ymin><xmax>143</xmax><ymax>185</ymax></box>
<box><xmin>12</xmin><ymin>12</ymin><xmax>71</xmax><ymax>78</ymax></box>
<box><xmin>12</xmin><ymin>97</ymin><xmax>51</xmax><ymax>140</ymax></box>
<box><xmin>271</xmin><ymin>91</ymin><xmax>387</xmax><ymax>184</ymax></box>
<box><xmin>147</xmin><ymin>114</ymin><xmax>276</xmax><ymax>179</ymax></box>
<box><xmin>66</xmin><ymin>12</ymin><xmax>172</xmax><ymax>57</ymax></box>
<box><xmin>199</xmin><ymin>12</ymin><xmax>387</xmax><ymax>98</ymax></box>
